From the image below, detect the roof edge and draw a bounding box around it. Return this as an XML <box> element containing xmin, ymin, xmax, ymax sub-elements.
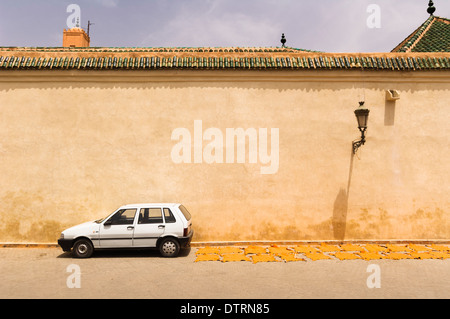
<box><xmin>392</xmin><ymin>15</ymin><xmax>436</xmax><ymax>52</ymax></box>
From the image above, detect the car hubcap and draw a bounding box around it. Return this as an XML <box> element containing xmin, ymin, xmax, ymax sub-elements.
<box><xmin>78</xmin><ymin>243</ymin><xmax>88</xmax><ymax>254</ymax></box>
<box><xmin>162</xmin><ymin>241</ymin><xmax>176</xmax><ymax>254</ymax></box>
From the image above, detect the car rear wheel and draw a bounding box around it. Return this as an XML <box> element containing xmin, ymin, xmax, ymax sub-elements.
<box><xmin>159</xmin><ymin>237</ymin><xmax>180</xmax><ymax>257</ymax></box>
<box><xmin>73</xmin><ymin>238</ymin><xmax>94</xmax><ymax>258</ymax></box>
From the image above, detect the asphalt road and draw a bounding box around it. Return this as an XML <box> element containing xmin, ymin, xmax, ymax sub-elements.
<box><xmin>0</xmin><ymin>247</ymin><xmax>449</xmax><ymax>299</ymax></box>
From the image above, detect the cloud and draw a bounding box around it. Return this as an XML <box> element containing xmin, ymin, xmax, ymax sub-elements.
<box><xmin>2</xmin><ymin>0</ymin><xmax>444</xmax><ymax>50</ymax></box>
<box><xmin>93</xmin><ymin>0</ymin><xmax>119</xmax><ymax>8</ymax></box>
<box><xmin>93</xmin><ymin>0</ymin><xmax>450</xmax><ymax>51</ymax></box>
<box><xmin>140</xmin><ymin>1</ymin><xmax>282</xmax><ymax>47</ymax></box>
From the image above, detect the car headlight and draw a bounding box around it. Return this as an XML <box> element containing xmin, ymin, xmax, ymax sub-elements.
<box><xmin>60</xmin><ymin>233</ymin><xmax>64</xmax><ymax>239</ymax></box>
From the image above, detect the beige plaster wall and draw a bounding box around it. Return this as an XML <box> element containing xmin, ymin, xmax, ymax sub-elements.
<box><xmin>0</xmin><ymin>69</ymin><xmax>449</xmax><ymax>243</ymax></box>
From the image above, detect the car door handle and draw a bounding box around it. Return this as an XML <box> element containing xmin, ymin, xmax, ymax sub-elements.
<box><xmin>158</xmin><ymin>225</ymin><xmax>165</xmax><ymax>229</ymax></box>
<box><xmin>127</xmin><ymin>226</ymin><xmax>134</xmax><ymax>230</ymax></box>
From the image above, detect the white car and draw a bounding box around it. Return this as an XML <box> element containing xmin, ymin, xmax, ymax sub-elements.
<box><xmin>58</xmin><ymin>203</ymin><xmax>193</xmax><ymax>258</ymax></box>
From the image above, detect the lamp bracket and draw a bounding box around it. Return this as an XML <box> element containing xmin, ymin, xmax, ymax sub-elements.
<box><xmin>352</xmin><ymin>128</ymin><xmax>367</xmax><ymax>154</ymax></box>
<box><xmin>352</xmin><ymin>139</ymin><xmax>365</xmax><ymax>154</ymax></box>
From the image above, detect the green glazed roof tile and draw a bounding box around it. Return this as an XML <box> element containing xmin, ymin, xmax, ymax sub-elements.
<box><xmin>0</xmin><ymin>46</ymin><xmax>449</xmax><ymax>71</ymax></box>
<box><xmin>392</xmin><ymin>16</ymin><xmax>450</xmax><ymax>52</ymax></box>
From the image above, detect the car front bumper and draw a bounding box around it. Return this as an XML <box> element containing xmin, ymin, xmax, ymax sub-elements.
<box><xmin>58</xmin><ymin>239</ymin><xmax>74</xmax><ymax>252</ymax></box>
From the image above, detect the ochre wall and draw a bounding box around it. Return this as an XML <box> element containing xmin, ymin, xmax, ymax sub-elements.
<box><xmin>0</xmin><ymin>70</ymin><xmax>448</xmax><ymax>242</ymax></box>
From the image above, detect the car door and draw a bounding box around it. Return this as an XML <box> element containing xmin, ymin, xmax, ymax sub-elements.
<box><xmin>99</xmin><ymin>208</ymin><xmax>137</xmax><ymax>248</ymax></box>
<box><xmin>132</xmin><ymin>207</ymin><xmax>165</xmax><ymax>247</ymax></box>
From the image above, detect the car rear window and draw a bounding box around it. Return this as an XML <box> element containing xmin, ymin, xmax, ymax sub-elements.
<box><xmin>178</xmin><ymin>205</ymin><xmax>191</xmax><ymax>221</ymax></box>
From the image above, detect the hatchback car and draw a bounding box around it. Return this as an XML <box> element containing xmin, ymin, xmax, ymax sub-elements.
<box><xmin>58</xmin><ymin>203</ymin><xmax>193</xmax><ymax>258</ymax></box>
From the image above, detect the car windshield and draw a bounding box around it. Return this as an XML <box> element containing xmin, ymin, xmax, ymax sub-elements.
<box><xmin>179</xmin><ymin>205</ymin><xmax>191</xmax><ymax>221</ymax></box>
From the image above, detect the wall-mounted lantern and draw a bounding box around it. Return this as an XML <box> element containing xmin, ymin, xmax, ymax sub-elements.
<box><xmin>352</xmin><ymin>101</ymin><xmax>370</xmax><ymax>154</ymax></box>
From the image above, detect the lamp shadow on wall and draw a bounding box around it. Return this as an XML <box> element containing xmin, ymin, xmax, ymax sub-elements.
<box><xmin>332</xmin><ymin>149</ymin><xmax>355</xmax><ymax>241</ymax></box>
<box><xmin>384</xmin><ymin>100</ymin><xmax>396</xmax><ymax>126</ymax></box>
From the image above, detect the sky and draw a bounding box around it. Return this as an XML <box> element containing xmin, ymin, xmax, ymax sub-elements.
<box><xmin>0</xmin><ymin>0</ymin><xmax>448</xmax><ymax>52</ymax></box>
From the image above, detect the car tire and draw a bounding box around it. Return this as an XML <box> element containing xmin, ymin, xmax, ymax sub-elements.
<box><xmin>73</xmin><ymin>238</ymin><xmax>94</xmax><ymax>258</ymax></box>
<box><xmin>159</xmin><ymin>237</ymin><xmax>180</xmax><ymax>257</ymax></box>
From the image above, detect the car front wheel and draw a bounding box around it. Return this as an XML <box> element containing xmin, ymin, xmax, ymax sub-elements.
<box><xmin>73</xmin><ymin>238</ymin><xmax>94</xmax><ymax>258</ymax></box>
<box><xmin>159</xmin><ymin>237</ymin><xmax>180</xmax><ymax>257</ymax></box>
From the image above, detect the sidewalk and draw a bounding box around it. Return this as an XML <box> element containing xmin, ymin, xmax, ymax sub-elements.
<box><xmin>0</xmin><ymin>245</ymin><xmax>449</xmax><ymax>299</ymax></box>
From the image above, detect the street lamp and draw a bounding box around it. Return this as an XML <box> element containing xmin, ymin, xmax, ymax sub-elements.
<box><xmin>352</xmin><ymin>101</ymin><xmax>370</xmax><ymax>154</ymax></box>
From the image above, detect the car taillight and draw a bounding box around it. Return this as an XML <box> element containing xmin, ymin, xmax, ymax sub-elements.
<box><xmin>183</xmin><ymin>225</ymin><xmax>191</xmax><ymax>236</ymax></box>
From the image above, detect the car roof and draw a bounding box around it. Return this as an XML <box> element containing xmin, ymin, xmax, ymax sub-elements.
<box><xmin>120</xmin><ymin>203</ymin><xmax>180</xmax><ymax>209</ymax></box>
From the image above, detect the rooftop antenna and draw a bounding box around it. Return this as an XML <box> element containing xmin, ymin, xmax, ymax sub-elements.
<box><xmin>281</xmin><ymin>33</ymin><xmax>286</xmax><ymax>48</ymax></box>
<box><xmin>427</xmin><ymin>0</ymin><xmax>436</xmax><ymax>15</ymax></box>
<box><xmin>87</xmin><ymin>20</ymin><xmax>95</xmax><ymax>37</ymax></box>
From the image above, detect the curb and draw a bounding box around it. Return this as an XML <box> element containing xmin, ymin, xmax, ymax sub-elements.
<box><xmin>189</xmin><ymin>239</ymin><xmax>450</xmax><ymax>247</ymax></box>
<box><xmin>0</xmin><ymin>243</ymin><xmax>59</xmax><ymax>248</ymax></box>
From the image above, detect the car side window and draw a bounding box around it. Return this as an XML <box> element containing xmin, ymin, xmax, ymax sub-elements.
<box><xmin>163</xmin><ymin>208</ymin><xmax>176</xmax><ymax>223</ymax></box>
<box><xmin>109</xmin><ymin>209</ymin><xmax>137</xmax><ymax>225</ymax></box>
<box><xmin>138</xmin><ymin>208</ymin><xmax>164</xmax><ymax>224</ymax></box>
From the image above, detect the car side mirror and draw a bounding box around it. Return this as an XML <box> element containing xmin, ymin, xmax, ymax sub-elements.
<box><xmin>104</xmin><ymin>219</ymin><xmax>112</xmax><ymax>226</ymax></box>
